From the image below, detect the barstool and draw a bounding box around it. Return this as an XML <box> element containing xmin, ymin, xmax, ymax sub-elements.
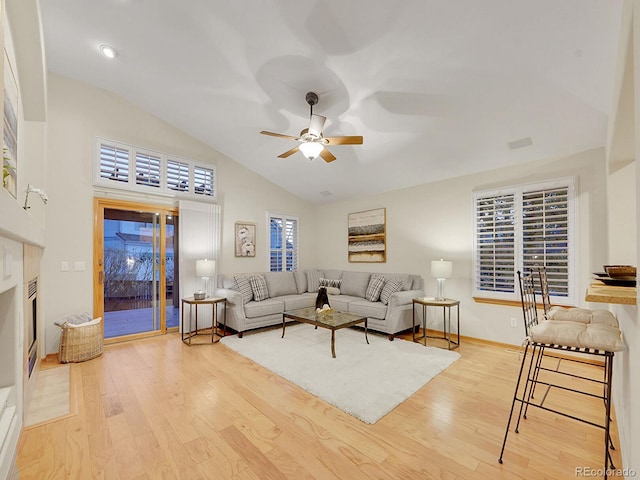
<box><xmin>498</xmin><ymin>271</ymin><xmax>624</xmax><ymax>478</ymax></box>
<box><xmin>536</xmin><ymin>266</ymin><xmax>620</xmax><ymax>455</ymax></box>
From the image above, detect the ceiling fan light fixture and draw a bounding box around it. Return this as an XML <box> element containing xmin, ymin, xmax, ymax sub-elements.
<box><xmin>259</xmin><ymin>91</ymin><xmax>362</xmax><ymax>162</ymax></box>
<box><xmin>299</xmin><ymin>142</ymin><xmax>324</xmax><ymax>160</ymax></box>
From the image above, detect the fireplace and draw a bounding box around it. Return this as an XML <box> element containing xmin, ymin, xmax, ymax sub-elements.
<box><xmin>27</xmin><ymin>278</ymin><xmax>38</xmax><ymax>378</ymax></box>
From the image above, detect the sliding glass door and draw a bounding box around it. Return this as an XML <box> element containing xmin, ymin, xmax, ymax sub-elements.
<box><xmin>94</xmin><ymin>199</ymin><xmax>179</xmax><ymax>341</ymax></box>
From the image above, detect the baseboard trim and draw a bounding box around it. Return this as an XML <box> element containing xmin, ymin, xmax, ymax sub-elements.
<box><xmin>43</xmin><ymin>353</ymin><xmax>60</xmax><ymax>365</ymax></box>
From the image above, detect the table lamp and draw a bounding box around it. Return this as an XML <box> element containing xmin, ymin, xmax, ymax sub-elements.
<box><xmin>195</xmin><ymin>259</ymin><xmax>216</xmax><ymax>299</ymax></box>
<box><xmin>431</xmin><ymin>258</ymin><xmax>453</xmax><ymax>301</ymax></box>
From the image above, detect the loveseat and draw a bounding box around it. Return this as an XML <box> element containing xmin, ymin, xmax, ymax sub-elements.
<box><xmin>214</xmin><ymin>269</ymin><xmax>424</xmax><ymax>339</ymax></box>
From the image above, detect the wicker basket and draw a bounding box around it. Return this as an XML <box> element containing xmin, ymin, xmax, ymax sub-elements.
<box><xmin>58</xmin><ymin>317</ymin><xmax>104</xmax><ymax>363</ymax></box>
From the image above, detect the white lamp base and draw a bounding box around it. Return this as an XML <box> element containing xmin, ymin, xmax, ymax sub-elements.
<box><xmin>435</xmin><ymin>278</ymin><xmax>446</xmax><ymax>301</ymax></box>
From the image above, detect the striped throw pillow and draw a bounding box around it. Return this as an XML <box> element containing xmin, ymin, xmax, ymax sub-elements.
<box><xmin>319</xmin><ymin>277</ymin><xmax>342</xmax><ymax>289</ymax></box>
<box><xmin>365</xmin><ymin>274</ymin><xmax>385</xmax><ymax>302</ymax></box>
<box><xmin>380</xmin><ymin>278</ymin><xmax>403</xmax><ymax>305</ymax></box>
<box><xmin>233</xmin><ymin>275</ymin><xmax>253</xmax><ymax>304</ymax></box>
<box><xmin>306</xmin><ymin>269</ymin><xmax>321</xmax><ymax>293</ymax></box>
<box><xmin>249</xmin><ymin>275</ymin><xmax>269</xmax><ymax>302</ymax></box>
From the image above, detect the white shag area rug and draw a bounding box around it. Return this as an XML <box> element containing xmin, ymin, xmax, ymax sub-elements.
<box><xmin>220</xmin><ymin>323</ymin><xmax>460</xmax><ymax>424</ymax></box>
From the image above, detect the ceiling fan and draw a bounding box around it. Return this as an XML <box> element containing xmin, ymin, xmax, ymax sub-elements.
<box><xmin>260</xmin><ymin>91</ymin><xmax>363</xmax><ymax>162</ymax></box>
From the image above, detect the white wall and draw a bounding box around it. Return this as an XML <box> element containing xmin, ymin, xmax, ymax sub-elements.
<box><xmin>607</xmin><ymin>161</ymin><xmax>637</xmax><ymax>264</ymax></box>
<box><xmin>0</xmin><ymin>2</ymin><xmax>47</xmax><ymax>477</ymax></box>
<box><xmin>43</xmin><ymin>73</ymin><xmax>315</xmax><ymax>354</ymax></box>
<box><xmin>604</xmin><ymin>1</ymin><xmax>640</xmax><ymax>475</ymax></box>
<box><xmin>312</xmin><ymin>147</ymin><xmax>609</xmax><ymax>345</ymax></box>
<box><xmin>607</xmin><ymin>160</ymin><xmax>639</xmax><ymax>479</ymax></box>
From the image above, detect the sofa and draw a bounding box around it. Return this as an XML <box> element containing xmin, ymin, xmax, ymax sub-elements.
<box><xmin>214</xmin><ymin>269</ymin><xmax>424</xmax><ymax>339</ymax></box>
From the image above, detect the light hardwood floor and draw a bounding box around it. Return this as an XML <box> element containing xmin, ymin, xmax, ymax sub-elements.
<box><xmin>16</xmin><ymin>330</ymin><xmax>623</xmax><ymax>479</ymax></box>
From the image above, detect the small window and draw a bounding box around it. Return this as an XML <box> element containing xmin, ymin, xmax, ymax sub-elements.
<box><xmin>194</xmin><ymin>166</ymin><xmax>214</xmax><ymax>196</ymax></box>
<box><xmin>268</xmin><ymin>213</ymin><xmax>298</xmax><ymax>272</ymax></box>
<box><xmin>167</xmin><ymin>160</ymin><xmax>189</xmax><ymax>192</ymax></box>
<box><xmin>100</xmin><ymin>144</ymin><xmax>129</xmax><ymax>183</ymax></box>
<box><xmin>135</xmin><ymin>152</ymin><xmax>161</xmax><ymax>187</ymax></box>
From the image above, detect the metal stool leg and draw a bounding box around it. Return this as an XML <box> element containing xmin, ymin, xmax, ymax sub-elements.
<box><xmin>523</xmin><ymin>345</ymin><xmax>545</xmax><ymax>419</ymax></box>
<box><xmin>604</xmin><ymin>354</ymin><xmax>615</xmax><ymax>476</ymax></box>
<box><xmin>514</xmin><ymin>343</ymin><xmax>540</xmax><ymax>433</ymax></box>
<box><xmin>499</xmin><ymin>343</ymin><xmax>531</xmax><ymax>464</ymax></box>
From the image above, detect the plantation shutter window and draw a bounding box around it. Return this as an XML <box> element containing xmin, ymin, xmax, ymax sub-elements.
<box><xmin>135</xmin><ymin>152</ymin><xmax>161</xmax><ymax>187</ymax></box>
<box><xmin>475</xmin><ymin>193</ymin><xmax>515</xmax><ymax>294</ymax></box>
<box><xmin>268</xmin><ymin>213</ymin><xmax>298</xmax><ymax>272</ymax></box>
<box><xmin>95</xmin><ymin>138</ymin><xmax>217</xmax><ymax>200</ymax></box>
<box><xmin>473</xmin><ymin>178</ymin><xmax>575</xmax><ymax>304</ymax></box>
<box><xmin>194</xmin><ymin>166</ymin><xmax>214</xmax><ymax>197</ymax></box>
<box><xmin>522</xmin><ymin>186</ymin><xmax>570</xmax><ymax>297</ymax></box>
<box><xmin>167</xmin><ymin>160</ymin><xmax>190</xmax><ymax>192</ymax></box>
<box><xmin>100</xmin><ymin>144</ymin><xmax>129</xmax><ymax>183</ymax></box>
<box><xmin>285</xmin><ymin>218</ymin><xmax>298</xmax><ymax>271</ymax></box>
<box><xmin>270</xmin><ymin>217</ymin><xmax>283</xmax><ymax>272</ymax></box>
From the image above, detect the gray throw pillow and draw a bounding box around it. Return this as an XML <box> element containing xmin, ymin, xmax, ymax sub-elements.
<box><xmin>380</xmin><ymin>278</ymin><xmax>403</xmax><ymax>305</ymax></box>
<box><xmin>233</xmin><ymin>275</ymin><xmax>253</xmax><ymax>304</ymax></box>
<box><xmin>249</xmin><ymin>275</ymin><xmax>269</xmax><ymax>302</ymax></box>
<box><xmin>365</xmin><ymin>274</ymin><xmax>385</xmax><ymax>302</ymax></box>
<box><xmin>306</xmin><ymin>269</ymin><xmax>321</xmax><ymax>293</ymax></box>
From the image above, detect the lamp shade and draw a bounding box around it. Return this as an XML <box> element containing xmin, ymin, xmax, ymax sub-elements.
<box><xmin>431</xmin><ymin>259</ymin><xmax>453</xmax><ymax>279</ymax></box>
<box><xmin>299</xmin><ymin>141</ymin><xmax>324</xmax><ymax>160</ymax></box>
<box><xmin>195</xmin><ymin>259</ymin><xmax>216</xmax><ymax>278</ymax></box>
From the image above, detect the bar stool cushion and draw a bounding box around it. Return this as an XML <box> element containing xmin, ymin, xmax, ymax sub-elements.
<box><xmin>547</xmin><ymin>306</ymin><xmax>619</xmax><ymax>327</ymax></box>
<box><xmin>530</xmin><ymin>320</ymin><xmax>624</xmax><ymax>352</ymax></box>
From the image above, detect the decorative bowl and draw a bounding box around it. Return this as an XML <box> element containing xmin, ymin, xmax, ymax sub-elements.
<box><xmin>604</xmin><ymin>265</ymin><xmax>637</xmax><ymax>278</ymax></box>
<box><xmin>193</xmin><ymin>291</ymin><xmax>206</xmax><ymax>300</ymax></box>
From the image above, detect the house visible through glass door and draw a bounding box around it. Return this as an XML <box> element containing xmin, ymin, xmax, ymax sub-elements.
<box><xmin>95</xmin><ymin>201</ymin><xmax>179</xmax><ymax>340</ymax></box>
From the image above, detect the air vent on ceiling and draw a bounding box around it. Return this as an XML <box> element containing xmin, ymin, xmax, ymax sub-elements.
<box><xmin>508</xmin><ymin>137</ymin><xmax>533</xmax><ymax>150</ymax></box>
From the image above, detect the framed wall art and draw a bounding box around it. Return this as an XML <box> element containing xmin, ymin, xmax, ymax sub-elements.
<box><xmin>348</xmin><ymin>208</ymin><xmax>386</xmax><ymax>262</ymax></box>
<box><xmin>235</xmin><ymin>222</ymin><xmax>256</xmax><ymax>257</ymax></box>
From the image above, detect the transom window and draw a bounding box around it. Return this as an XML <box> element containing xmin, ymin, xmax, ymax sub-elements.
<box><xmin>268</xmin><ymin>213</ymin><xmax>298</xmax><ymax>272</ymax></box>
<box><xmin>95</xmin><ymin>138</ymin><xmax>216</xmax><ymax>201</ymax></box>
<box><xmin>473</xmin><ymin>177</ymin><xmax>576</xmax><ymax>304</ymax></box>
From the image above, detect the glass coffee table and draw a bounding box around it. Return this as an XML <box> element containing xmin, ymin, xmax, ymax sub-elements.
<box><xmin>282</xmin><ymin>306</ymin><xmax>369</xmax><ymax>358</ymax></box>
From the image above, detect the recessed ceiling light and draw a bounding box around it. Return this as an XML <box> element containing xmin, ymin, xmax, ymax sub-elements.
<box><xmin>99</xmin><ymin>44</ymin><xmax>117</xmax><ymax>59</ymax></box>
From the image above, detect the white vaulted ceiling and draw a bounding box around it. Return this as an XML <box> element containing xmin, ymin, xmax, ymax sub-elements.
<box><xmin>38</xmin><ymin>0</ymin><xmax>624</xmax><ymax>203</ymax></box>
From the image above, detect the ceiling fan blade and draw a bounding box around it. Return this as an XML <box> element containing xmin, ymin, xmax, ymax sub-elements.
<box><xmin>319</xmin><ymin>148</ymin><xmax>336</xmax><ymax>163</ymax></box>
<box><xmin>277</xmin><ymin>146</ymin><xmax>300</xmax><ymax>158</ymax></box>
<box><xmin>324</xmin><ymin>135</ymin><xmax>364</xmax><ymax>145</ymax></box>
<box><xmin>308</xmin><ymin>114</ymin><xmax>326</xmax><ymax>138</ymax></box>
<box><xmin>260</xmin><ymin>130</ymin><xmax>299</xmax><ymax>141</ymax></box>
